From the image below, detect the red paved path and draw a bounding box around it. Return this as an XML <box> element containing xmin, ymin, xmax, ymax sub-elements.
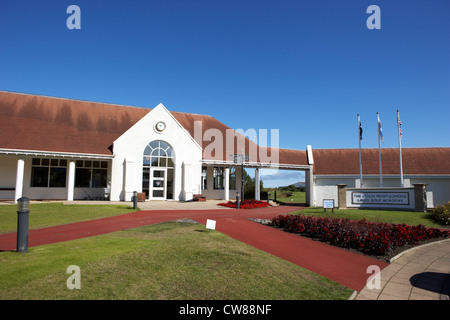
<box><xmin>0</xmin><ymin>205</ymin><xmax>388</xmax><ymax>292</ymax></box>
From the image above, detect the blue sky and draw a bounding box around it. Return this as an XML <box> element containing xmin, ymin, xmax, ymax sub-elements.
<box><xmin>1</xmin><ymin>1</ymin><xmax>449</xmax><ymax>187</ymax></box>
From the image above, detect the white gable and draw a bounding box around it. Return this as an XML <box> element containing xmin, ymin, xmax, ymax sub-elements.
<box><xmin>110</xmin><ymin>103</ymin><xmax>202</xmax><ymax>201</ymax></box>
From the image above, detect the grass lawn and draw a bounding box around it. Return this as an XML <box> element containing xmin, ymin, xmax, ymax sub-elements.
<box><xmin>0</xmin><ymin>221</ymin><xmax>352</xmax><ymax>300</ymax></box>
<box><xmin>273</xmin><ymin>191</ymin><xmax>305</xmax><ymax>203</ymax></box>
<box><xmin>0</xmin><ymin>203</ymin><xmax>138</xmax><ymax>234</ymax></box>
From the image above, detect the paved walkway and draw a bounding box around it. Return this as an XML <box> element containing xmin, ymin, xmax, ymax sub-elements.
<box><xmin>1</xmin><ymin>200</ymin><xmax>448</xmax><ymax>299</ymax></box>
<box><xmin>356</xmin><ymin>239</ymin><xmax>450</xmax><ymax>300</ymax></box>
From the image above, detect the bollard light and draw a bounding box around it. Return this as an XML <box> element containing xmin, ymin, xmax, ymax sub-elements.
<box><xmin>16</xmin><ymin>197</ymin><xmax>30</xmax><ymax>253</ymax></box>
<box><xmin>17</xmin><ymin>197</ymin><xmax>30</xmax><ymax>212</ymax></box>
<box><xmin>236</xmin><ymin>193</ymin><xmax>240</xmax><ymax>210</ymax></box>
<box><xmin>133</xmin><ymin>191</ymin><xmax>138</xmax><ymax>209</ymax></box>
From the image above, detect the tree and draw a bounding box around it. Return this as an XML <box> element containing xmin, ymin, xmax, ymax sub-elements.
<box><xmin>242</xmin><ymin>169</ymin><xmax>264</xmax><ymax>200</ymax></box>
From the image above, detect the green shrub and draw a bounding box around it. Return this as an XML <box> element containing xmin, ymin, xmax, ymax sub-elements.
<box><xmin>430</xmin><ymin>202</ymin><xmax>450</xmax><ymax>226</ymax></box>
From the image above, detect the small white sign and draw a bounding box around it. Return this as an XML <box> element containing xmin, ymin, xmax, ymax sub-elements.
<box><xmin>323</xmin><ymin>199</ymin><xmax>334</xmax><ymax>209</ymax></box>
<box><xmin>206</xmin><ymin>219</ymin><xmax>216</xmax><ymax>230</ymax></box>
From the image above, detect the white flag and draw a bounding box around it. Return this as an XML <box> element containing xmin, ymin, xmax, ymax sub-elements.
<box><xmin>377</xmin><ymin>113</ymin><xmax>384</xmax><ymax>142</ymax></box>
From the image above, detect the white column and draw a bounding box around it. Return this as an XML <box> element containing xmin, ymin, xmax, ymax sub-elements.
<box><xmin>124</xmin><ymin>158</ymin><xmax>135</xmax><ymax>201</ymax></box>
<box><xmin>224</xmin><ymin>167</ymin><xmax>230</xmax><ymax>201</ymax></box>
<box><xmin>306</xmin><ymin>166</ymin><xmax>314</xmax><ymax>206</ymax></box>
<box><xmin>67</xmin><ymin>160</ymin><xmax>76</xmax><ymax>201</ymax></box>
<box><xmin>14</xmin><ymin>158</ymin><xmax>25</xmax><ymax>203</ymax></box>
<box><xmin>255</xmin><ymin>168</ymin><xmax>260</xmax><ymax>200</ymax></box>
<box><xmin>183</xmin><ymin>162</ymin><xmax>193</xmax><ymax>201</ymax></box>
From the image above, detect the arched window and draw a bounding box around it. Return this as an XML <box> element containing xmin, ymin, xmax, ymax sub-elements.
<box><xmin>142</xmin><ymin>140</ymin><xmax>175</xmax><ymax>199</ymax></box>
<box><xmin>143</xmin><ymin>140</ymin><xmax>174</xmax><ymax>168</ymax></box>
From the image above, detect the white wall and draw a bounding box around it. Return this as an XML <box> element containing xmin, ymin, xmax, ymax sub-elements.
<box><xmin>0</xmin><ymin>156</ymin><xmax>17</xmax><ymax>200</ymax></box>
<box><xmin>110</xmin><ymin>104</ymin><xmax>202</xmax><ymax>201</ymax></box>
<box><xmin>313</xmin><ymin>175</ymin><xmax>450</xmax><ymax>208</ymax></box>
<box><xmin>313</xmin><ymin>177</ymin><xmax>355</xmax><ymax>207</ymax></box>
<box><xmin>409</xmin><ymin>177</ymin><xmax>450</xmax><ymax>208</ymax></box>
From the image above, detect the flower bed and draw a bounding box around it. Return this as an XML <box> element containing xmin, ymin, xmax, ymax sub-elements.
<box><xmin>218</xmin><ymin>199</ymin><xmax>271</xmax><ymax>209</ymax></box>
<box><xmin>270</xmin><ymin>215</ymin><xmax>450</xmax><ymax>256</ymax></box>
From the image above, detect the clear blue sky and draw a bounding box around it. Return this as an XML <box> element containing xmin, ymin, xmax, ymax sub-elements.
<box><xmin>1</xmin><ymin>1</ymin><xmax>449</xmax><ymax>186</ymax></box>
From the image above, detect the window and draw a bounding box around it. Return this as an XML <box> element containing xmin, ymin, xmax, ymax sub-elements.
<box><xmin>75</xmin><ymin>160</ymin><xmax>108</xmax><ymax>188</ymax></box>
<box><xmin>229</xmin><ymin>167</ymin><xmax>236</xmax><ymax>190</ymax></box>
<box><xmin>31</xmin><ymin>158</ymin><xmax>67</xmax><ymax>188</ymax></box>
<box><xmin>213</xmin><ymin>167</ymin><xmax>224</xmax><ymax>190</ymax></box>
<box><xmin>201</xmin><ymin>167</ymin><xmax>208</xmax><ymax>190</ymax></box>
<box><xmin>143</xmin><ymin>140</ymin><xmax>174</xmax><ymax>168</ymax></box>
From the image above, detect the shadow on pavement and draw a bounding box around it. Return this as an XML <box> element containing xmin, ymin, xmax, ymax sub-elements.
<box><xmin>410</xmin><ymin>272</ymin><xmax>450</xmax><ymax>296</ymax></box>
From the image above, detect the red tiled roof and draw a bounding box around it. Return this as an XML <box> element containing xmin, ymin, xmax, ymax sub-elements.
<box><xmin>0</xmin><ymin>91</ymin><xmax>309</xmax><ymax>166</ymax></box>
<box><xmin>312</xmin><ymin>148</ymin><xmax>450</xmax><ymax>175</ymax></box>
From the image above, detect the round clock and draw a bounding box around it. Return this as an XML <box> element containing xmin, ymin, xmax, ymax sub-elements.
<box><xmin>155</xmin><ymin>121</ymin><xmax>166</xmax><ymax>132</ymax></box>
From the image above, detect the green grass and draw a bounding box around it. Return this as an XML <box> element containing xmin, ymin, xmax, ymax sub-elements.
<box><xmin>0</xmin><ymin>203</ymin><xmax>138</xmax><ymax>234</ymax></box>
<box><xmin>273</xmin><ymin>191</ymin><xmax>305</xmax><ymax>203</ymax></box>
<box><xmin>0</xmin><ymin>222</ymin><xmax>352</xmax><ymax>300</ymax></box>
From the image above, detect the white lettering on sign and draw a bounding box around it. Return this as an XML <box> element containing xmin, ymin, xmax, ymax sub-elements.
<box><xmin>352</xmin><ymin>192</ymin><xmax>409</xmax><ymax>205</ymax></box>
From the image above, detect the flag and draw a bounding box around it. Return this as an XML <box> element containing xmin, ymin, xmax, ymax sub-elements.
<box><xmin>377</xmin><ymin>112</ymin><xmax>384</xmax><ymax>142</ymax></box>
<box><xmin>358</xmin><ymin>115</ymin><xmax>363</xmax><ymax>141</ymax></box>
<box><xmin>397</xmin><ymin>111</ymin><xmax>402</xmax><ymax>139</ymax></box>
<box><xmin>357</xmin><ymin>114</ymin><xmax>363</xmax><ymax>187</ymax></box>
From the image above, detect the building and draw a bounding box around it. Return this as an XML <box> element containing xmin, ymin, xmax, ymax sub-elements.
<box><xmin>1</xmin><ymin>91</ymin><xmax>449</xmax><ymax>208</ymax></box>
<box><xmin>311</xmin><ymin>148</ymin><xmax>450</xmax><ymax>208</ymax></box>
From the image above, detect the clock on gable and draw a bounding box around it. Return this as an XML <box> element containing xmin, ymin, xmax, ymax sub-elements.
<box><xmin>154</xmin><ymin>121</ymin><xmax>166</xmax><ymax>133</ymax></box>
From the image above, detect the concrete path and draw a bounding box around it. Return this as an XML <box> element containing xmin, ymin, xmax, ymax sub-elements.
<box><xmin>356</xmin><ymin>239</ymin><xmax>450</xmax><ymax>300</ymax></box>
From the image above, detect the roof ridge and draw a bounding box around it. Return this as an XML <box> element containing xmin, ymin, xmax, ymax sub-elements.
<box><xmin>0</xmin><ymin>90</ymin><xmax>152</xmax><ymax>112</ymax></box>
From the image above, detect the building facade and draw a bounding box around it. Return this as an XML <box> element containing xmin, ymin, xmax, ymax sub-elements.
<box><xmin>0</xmin><ymin>91</ymin><xmax>449</xmax><ymax>208</ymax></box>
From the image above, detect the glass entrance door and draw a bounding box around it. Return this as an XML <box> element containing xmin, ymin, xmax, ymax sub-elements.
<box><xmin>150</xmin><ymin>168</ymin><xmax>166</xmax><ymax>200</ymax></box>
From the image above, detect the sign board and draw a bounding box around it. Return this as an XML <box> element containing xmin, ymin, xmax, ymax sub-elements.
<box><xmin>230</xmin><ymin>154</ymin><xmax>249</xmax><ymax>164</ymax></box>
<box><xmin>352</xmin><ymin>192</ymin><xmax>409</xmax><ymax>205</ymax></box>
<box><xmin>206</xmin><ymin>219</ymin><xmax>216</xmax><ymax>230</ymax></box>
<box><xmin>323</xmin><ymin>199</ymin><xmax>334</xmax><ymax>209</ymax></box>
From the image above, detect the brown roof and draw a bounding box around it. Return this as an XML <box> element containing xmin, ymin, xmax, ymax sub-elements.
<box><xmin>312</xmin><ymin>148</ymin><xmax>450</xmax><ymax>176</ymax></box>
<box><xmin>0</xmin><ymin>91</ymin><xmax>309</xmax><ymax>165</ymax></box>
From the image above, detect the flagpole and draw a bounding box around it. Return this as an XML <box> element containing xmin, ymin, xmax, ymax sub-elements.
<box><xmin>397</xmin><ymin>109</ymin><xmax>404</xmax><ymax>187</ymax></box>
<box><xmin>377</xmin><ymin>112</ymin><xmax>383</xmax><ymax>187</ymax></box>
<box><xmin>358</xmin><ymin>114</ymin><xmax>363</xmax><ymax>188</ymax></box>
